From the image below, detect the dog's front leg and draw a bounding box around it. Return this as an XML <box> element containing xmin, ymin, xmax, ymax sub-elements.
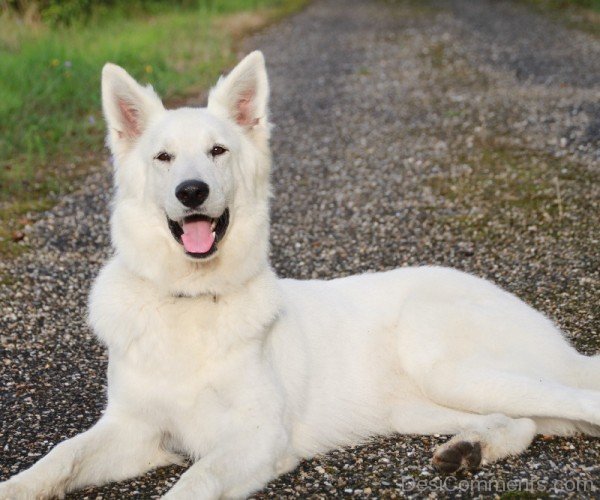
<box><xmin>0</xmin><ymin>412</ymin><xmax>178</xmax><ymax>499</ymax></box>
<box><xmin>162</xmin><ymin>428</ymin><xmax>291</xmax><ymax>500</ymax></box>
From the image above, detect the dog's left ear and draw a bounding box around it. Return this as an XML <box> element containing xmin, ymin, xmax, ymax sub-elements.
<box><xmin>208</xmin><ymin>51</ymin><xmax>270</xmax><ymax>137</ymax></box>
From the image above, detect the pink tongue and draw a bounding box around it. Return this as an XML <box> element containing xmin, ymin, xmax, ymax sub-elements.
<box><xmin>181</xmin><ymin>220</ymin><xmax>215</xmax><ymax>254</ymax></box>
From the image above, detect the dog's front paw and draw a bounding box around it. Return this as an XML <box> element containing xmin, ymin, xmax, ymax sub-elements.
<box><xmin>0</xmin><ymin>478</ymin><xmax>37</xmax><ymax>500</ymax></box>
<box><xmin>161</xmin><ymin>474</ymin><xmax>220</xmax><ymax>500</ymax></box>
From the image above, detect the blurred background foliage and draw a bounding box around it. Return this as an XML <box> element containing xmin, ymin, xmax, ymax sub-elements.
<box><xmin>525</xmin><ymin>0</ymin><xmax>600</xmax><ymax>16</ymax></box>
<box><xmin>2</xmin><ymin>0</ymin><xmax>281</xmax><ymax>26</ymax></box>
<box><xmin>0</xmin><ymin>0</ymin><xmax>305</xmax><ymax>256</ymax></box>
<box><xmin>546</xmin><ymin>0</ymin><xmax>600</xmax><ymax>9</ymax></box>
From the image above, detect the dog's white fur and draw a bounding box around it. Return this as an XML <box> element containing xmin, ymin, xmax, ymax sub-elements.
<box><xmin>1</xmin><ymin>51</ymin><xmax>599</xmax><ymax>500</ymax></box>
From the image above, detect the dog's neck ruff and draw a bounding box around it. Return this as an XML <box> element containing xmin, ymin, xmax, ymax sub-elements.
<box><xmin>166</xmin><ymin>262</ymin><xmax>277</xmax><ymax>306</ymax></box>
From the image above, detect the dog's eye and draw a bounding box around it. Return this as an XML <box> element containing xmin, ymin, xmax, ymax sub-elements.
<box><xmin>155</xmin><ymin>151</ymin><xmax>173</xmax><ymax>162</ymax></box>
<box><xmin>210</xmin><ymin>145</ymin><xmax>228</xmax><ymax>157</ymax></box>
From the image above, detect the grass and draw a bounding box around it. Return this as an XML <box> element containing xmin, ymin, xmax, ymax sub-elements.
<box><xmin>0</xmin><ymin>0</ymin><xmax>308</xmax><ymax>258</ymax></box>
<box><xmin>519</xmin><ymin>0</ymin><xmax>600</xmax><ymax>35</ymax></box>
<box><xmin>427</xmin><ymin>137</ymin><xmax>599</xmax><ymax>240</ymax></box>
<box><xmin>527</xmin><ymin>0</ymin><xmax>600</xmax><ymax>10</ymax></box>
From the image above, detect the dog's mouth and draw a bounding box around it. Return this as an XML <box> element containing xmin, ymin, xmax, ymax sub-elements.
<box><xmin>167</xmin><ymin>209</ymin><xmax>229</xmax><ymax>259</ymax></box>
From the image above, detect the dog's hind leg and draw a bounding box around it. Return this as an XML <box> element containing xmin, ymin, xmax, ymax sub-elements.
<box><xmin>533</xmin><ymin>417</ymin><xmax>600</xmax><ymax>437</ymax></box>
<box><xmin>416</xmin><ymin>363</ymin><xmax>600</xmax><ymax>426</ymax></box>
<box><xmin>0</xmin><ymin>412</ymin><xmax>179</xmax><ymax>499</ymax></box>
<box><xmin>391</xmin><ymin>399</ymin><xmax>537</xmax><ymax>473</ymax></box>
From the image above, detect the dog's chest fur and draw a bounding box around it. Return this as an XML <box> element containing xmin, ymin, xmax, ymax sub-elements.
<box><xmin>89</xmin><ymin>258</ymin><xmax>284</xmax><ymax>455</ymax></box>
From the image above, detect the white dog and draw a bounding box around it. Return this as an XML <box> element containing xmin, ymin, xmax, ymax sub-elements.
<box><xmin>1</xmin><ymin>51</ymin><xmax>599</xmax><ymax>500</ymax></box>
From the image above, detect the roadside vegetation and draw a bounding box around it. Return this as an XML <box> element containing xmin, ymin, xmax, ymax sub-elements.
<box><xmin>521</xmin><ymin>0</ymin><xmax>600</xmax><ymax>35</ymax></box>
<box><xmin>0</xmin><ymin>0</ymin><xmax>306</xmax><ymax>257</ymax></box>
<box><xmin>532</xmin><ymin>0</ymin><xmax>600</xmax><ymax>9</ymax></box>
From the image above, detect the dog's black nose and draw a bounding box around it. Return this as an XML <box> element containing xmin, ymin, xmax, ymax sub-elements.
<box><xmin>175</xmin><ymin>180</ymin><xmax>210</xmax><ymax>208</ymax></box>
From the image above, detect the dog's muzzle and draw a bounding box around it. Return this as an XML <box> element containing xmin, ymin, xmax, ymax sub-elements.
<box><xmin>167</xmin><ymin>209</ymin><xmax>230</xmax><ymax>259</ymax></box>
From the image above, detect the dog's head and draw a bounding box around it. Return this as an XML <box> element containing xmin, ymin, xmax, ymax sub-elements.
<box><xmin>101</xmin><ymin>52</ymin><xmax>272</xmax><ymax>296</ymax></box>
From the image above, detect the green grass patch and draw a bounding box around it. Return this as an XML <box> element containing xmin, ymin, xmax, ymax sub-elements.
<box><xmin>529</xmin><ymin>0</ymin><xmax>600</xmax><ymax>11</ymax></box>
<box><xmin>0</xmin><ymin>0</ymin><xmax>308</xmax><ymax>258</ymax></box>
<box><xmin>427</xmin><ymin>137</ymin><xmax>599</xmax><ymax>243</ymax></box>
<box><xmin>519</xmin><ymin>0</ymin><xmax>600</xmax><ymax>36</ymax></box>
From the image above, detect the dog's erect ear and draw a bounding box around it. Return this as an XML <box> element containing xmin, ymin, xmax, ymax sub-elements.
<box><xmin>101</xmin><ymin>63</ymin><xmax>164</xmax><ymax>156</ymax></box>
<box><xmin>207</xmin><ymin>51</ymin><xmax>269</xmax><ymax>134</ymax></box>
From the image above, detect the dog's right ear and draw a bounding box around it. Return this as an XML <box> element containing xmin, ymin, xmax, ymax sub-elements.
<box><xmin>101</xmin><ymin>63</ymin><xmax>164</xmax><ymax>157</ymax></box>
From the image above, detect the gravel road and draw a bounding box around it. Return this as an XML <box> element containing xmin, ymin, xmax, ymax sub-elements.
<box><xmin>1</xmin><ymin>0</ymin><xmax>599</xmax><ymax>497</ymax></box>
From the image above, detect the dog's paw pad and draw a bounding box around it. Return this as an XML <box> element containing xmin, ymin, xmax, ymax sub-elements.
<box><xmin>432</xmin><ymin>440</ymin><xmax>482</xmax><ymax>473</ymax></box>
